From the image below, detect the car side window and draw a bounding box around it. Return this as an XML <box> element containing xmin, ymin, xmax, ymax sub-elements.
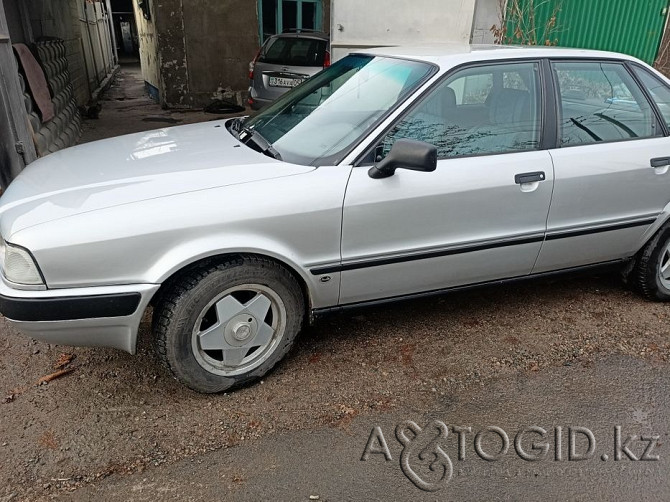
<box><xmin>632</xmin><ymin>66</ymin><xmax>670</xmax><ymax>129</ymax></box>
<box><xmin>379</xmin><ymin>62</ymin><xmax>542</xmax><ymax>159</ymax></box>
<box><xmin>553</xmin><ymin>61</ymin><xmax>661</xmax><ymax>147</ymax></box>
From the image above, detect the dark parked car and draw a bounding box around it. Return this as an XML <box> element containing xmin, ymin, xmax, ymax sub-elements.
<box><xmin>248</xmin><ymin>30</ymin><xmax>330</xmax><ymax>110</ymax></box>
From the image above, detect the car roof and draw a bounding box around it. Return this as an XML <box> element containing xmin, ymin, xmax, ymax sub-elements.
<box><xmin>273</xmin><ymin>30</ymin><xmax>329</xmax><ymax>41</ymax></box>
<box><xmin>356</xmin><ymin>44</ymin><xmax>645</xmax><ymax>66</ymax></box>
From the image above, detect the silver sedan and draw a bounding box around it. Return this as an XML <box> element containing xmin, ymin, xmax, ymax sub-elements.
<box><xmin>2</xmin><ymin>45</ymin><xmax>670</xmax><ymax>393</ymax></box>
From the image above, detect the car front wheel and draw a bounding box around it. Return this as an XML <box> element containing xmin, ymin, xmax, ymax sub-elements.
<box><xmin>153</xmin><ymin>256</ymin><xmax>304</xmax><ymax>393</ymax></box>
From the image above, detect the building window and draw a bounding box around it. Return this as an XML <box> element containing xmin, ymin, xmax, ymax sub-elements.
<box><xmin>258</xmin><ymin>0</ymin><xmax>323</xmax><ymax>43</ymax></box>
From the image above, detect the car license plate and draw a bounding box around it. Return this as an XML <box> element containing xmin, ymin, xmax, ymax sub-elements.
<box><xmin>269</xmin><ymin>77</ymin><xmax>303</xmax><ymax>88</ymax></box>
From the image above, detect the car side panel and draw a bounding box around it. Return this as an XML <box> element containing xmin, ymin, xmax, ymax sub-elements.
<box><xmin>338</xmin><ymin>151</ymin><xmax>554</xmax><ymax>305</ymax></box>
<box><xmin>534</xmin><ymin>138</ymin><xmax>670</xmax><ymax>272</ymax></box>
<box><xmin>11</xmin><ymin>165</ymin><xmax>352</xmax><ymax>309</ymax></box>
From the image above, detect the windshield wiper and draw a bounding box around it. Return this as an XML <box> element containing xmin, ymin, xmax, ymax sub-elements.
<box><xmin>230</xmin><ymin>117</ymin><xmax>281</xmax><ymax>160</ymax></box>
<box><xmin>230</xmin><ymin>117</ymin><xmax>245</xmax><ymax>139</ymax></box>
<box><xmin>239</xmin><ymin>127</ymin><xmax>283</xmax><ymax>160</ymax></box>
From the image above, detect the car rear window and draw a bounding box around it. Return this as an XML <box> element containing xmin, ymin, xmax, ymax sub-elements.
<box><xmin>259</xmin><ymin>37</ymin><xmax>326</xmax><ymax>67</ymax></box>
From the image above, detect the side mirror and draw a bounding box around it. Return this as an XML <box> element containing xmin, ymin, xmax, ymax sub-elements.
<box><xmin>368</xmin><ymin>139</ymin><xmax>437</xmax><ymax>179</ymax></box>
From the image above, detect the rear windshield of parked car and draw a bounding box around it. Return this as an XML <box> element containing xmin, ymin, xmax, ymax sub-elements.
<box><xmin>259</xmin><ymin>37</ymin><xmax>327</xmax><ymax>67</ymax></box>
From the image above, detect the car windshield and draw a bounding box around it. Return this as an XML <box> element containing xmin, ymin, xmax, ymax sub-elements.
<box><xmin>242</xmin><ymin>55</ymin><xmax>436</xmax><ymax>165</ymax></box>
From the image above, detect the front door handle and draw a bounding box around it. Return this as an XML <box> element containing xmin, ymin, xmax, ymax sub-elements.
<box><xmin>651</xmin><ymin>157</ymin><xmax>670</xmax><ymax>168</ymax></box>
<box><xmin>651</xmin><ymin>158</ymin><xmax>670</xmax><ymax>175</ymax></box>
<box><xmin>514</xmin><ymin>171</ymin><xmax>546</xmax><ymax>184</ymax></box>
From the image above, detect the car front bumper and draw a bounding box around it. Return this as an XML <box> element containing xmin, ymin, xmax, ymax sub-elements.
<box><xmin>0</xmin><ymin>279</ymin><xmax>160</xmax><ymax>354</ymax></box>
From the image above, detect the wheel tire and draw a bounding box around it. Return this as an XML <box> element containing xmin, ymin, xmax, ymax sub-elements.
<box><xmin>153</xmin><ymin>256</ymin><xmax>304</xmax><ymax>393</ymax></box>
<box><xmin>619</xmin><ymin>257</ymin><xmax>637</xmax><ymax>290</ymax></box>
<box><xmin>634</xmin><ymin>224</ymin><xmax>670</xmax><ymax>301</ymax></box>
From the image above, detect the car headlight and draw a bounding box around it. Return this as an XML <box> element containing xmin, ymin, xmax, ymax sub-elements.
<box><xmin>0</xmin><ymin>239</ymin><xmax>44</xmax><ymax>287</ymax></box>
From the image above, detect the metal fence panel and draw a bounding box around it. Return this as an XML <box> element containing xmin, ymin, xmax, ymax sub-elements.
<box><xmin>506</xmin><ymin>0</ymin><xmax>669</xmax><ymax>64</ymax></box>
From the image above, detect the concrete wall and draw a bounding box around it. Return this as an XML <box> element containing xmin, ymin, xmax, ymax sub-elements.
<box><xmin>323</xmin><ymin>0</ymin><xmax>330</xmax><ymax>34</ymax></box>
<box><xmin>150</xmin><ymin>0</ymin><xmax>259</xmax><ymax>108</ymax></box>
<box><xmin>3</xmin><ymin>1</ymin><xmax>27</xmax><ymax>43</ymax></box>
<box><xmin>330</xmin><ymin>0</ymin><xmax>477</xmax><ymax>60</ymax></box>
<box><xmin>182</xmin><ymin>0</ymin><xmax>258</xmax><ymax>101</ymax></box>
<box><xmin>471</xmin><ymin>0</ymin><xmax>500</xmax><ymax>44</ymax></box>
<box><xmin>152</xmin><ymin>0</ymin><xmax>188</xmax><ymax>107</ymax></box>
<box><xmin>133</xmin><ymin>0</ymin><xmax>160</xmax><ymax>94</ymax></box>
<box><xmin>134</xmin><ymin>0</ymin><xmax>331</xmax><ymax>109</ymax></box>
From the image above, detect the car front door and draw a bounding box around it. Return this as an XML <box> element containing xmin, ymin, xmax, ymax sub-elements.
<box><xmin>533</xmin><ymin>60</ymin><xmax>670</xmax><ymax>273</ymax></box>
<box><xmin>338</xmin><ymin>60</ymin><xmax>555</xmax><ymax>306</ymax></box>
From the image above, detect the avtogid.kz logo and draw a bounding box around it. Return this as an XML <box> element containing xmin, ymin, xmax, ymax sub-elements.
<box><xmin>361</xmin><ymin>420</ymin><xmax>661</xmax><ymax>492</ymax></box>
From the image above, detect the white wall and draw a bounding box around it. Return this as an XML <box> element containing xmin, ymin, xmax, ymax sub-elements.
<box><xmin>133</xmin><ymin>0</ymin><xmax>160</xmax><ymax>94</ymax></box>
<box><xmin>331</xmin><ymin>0</ymin><xmax>478</xmax><ymax>60</ymax></box>
<box><xmin>471</xmin><ymin>0</ymin><xmax>500</xmax><ymax>44</ymax></box>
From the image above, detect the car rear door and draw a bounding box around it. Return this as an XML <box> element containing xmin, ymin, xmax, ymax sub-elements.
<box><xmin>338</xmin><ymin>60</ymin><xmax>555</xmax><ymax>306</ymax></box>
<box><xmin>533</xmin><ymin>59</ymin><xmax>670</xmax><ymax>273</ymax></box>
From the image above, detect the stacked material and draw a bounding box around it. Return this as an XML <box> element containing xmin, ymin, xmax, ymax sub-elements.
<box><xmin>14</xmin><ymin>39</ymin><xmax>81</xmax><ymax>157</ymax></box>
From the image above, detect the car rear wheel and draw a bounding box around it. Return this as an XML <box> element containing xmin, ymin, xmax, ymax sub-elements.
<box><xmin>635</xmin><ymin>224</ymin><xmax>670</xmax><ymax>301</ymax></box>
<box><xmin>153</xmin><ymin>256</ymin><xmax>304</xmax><ymax>393</ymax></box>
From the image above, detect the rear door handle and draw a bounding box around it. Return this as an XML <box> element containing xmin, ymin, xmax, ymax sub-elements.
<box><xmin>651</xmin><ymin>157</ymin><xmax>670</xmax><ymax>168</ymax></box>
<box><xmin>514</xmin><ymin>171</ymin><xmax>546</xmax><ymax>184</ymax></box>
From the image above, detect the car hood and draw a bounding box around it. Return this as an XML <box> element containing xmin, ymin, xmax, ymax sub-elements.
<box><xmin>0</xmin><ymin>120</ymin><xmax>314</xmax><ymax>238</ymax></box>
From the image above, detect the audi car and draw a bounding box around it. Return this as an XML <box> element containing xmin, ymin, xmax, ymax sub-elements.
<box><xmin>2</xmin><ymin>45</ymin><xmax>670</xmax><ymax>393</ymax></box>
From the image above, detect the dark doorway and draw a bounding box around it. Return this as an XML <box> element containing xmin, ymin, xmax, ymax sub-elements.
<box><xmin>110</xmin><ymin>0</ymin><xmax>139</xmax><ymax>63</ymax></box>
